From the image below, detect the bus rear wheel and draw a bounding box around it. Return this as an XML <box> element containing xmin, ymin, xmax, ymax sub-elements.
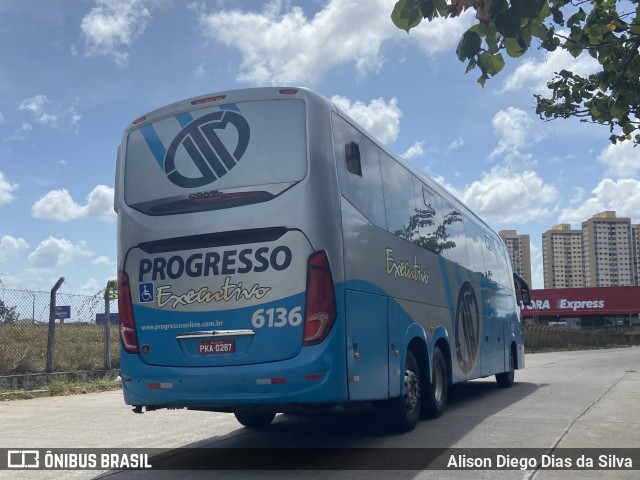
<box><xmin>385</xmin><ymin>350</ymin><xmax>421</xmax><ymax>432</ymax></box>
<box><xmin>496</xmin><ymin>348</ymin><xmax>515</xmax><ymax>388</ymax></box>
<box><xmin>234</xmin><ymin>408</ymin><xmax>276</xmax><ymax>428</ymax></box>
<box><xmin>422</xmin><ymin>346</ymin><xmax>448</xmax><ymax>418</ymax></box>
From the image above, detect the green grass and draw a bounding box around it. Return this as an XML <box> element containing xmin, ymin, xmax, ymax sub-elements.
<box><xmin>0</xmin><ymin>375</ymin><xmax>122</xmax><ymax>401</ymax></box>
<box><xmin>0</xmin><ymin>323</ymin><xmax>120</xmax><ymax>375</ymax></box>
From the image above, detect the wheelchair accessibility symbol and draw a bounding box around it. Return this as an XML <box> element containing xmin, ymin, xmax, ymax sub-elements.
<box><xmin>139</xmin><ymin>283</ymin><xmax>154</xmax><ymax>303</ymax></box>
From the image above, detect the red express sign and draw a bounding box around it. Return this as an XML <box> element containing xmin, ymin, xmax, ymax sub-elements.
<box><xmin>520</xmin><ymin>286</ymin><xmax>640</xmax><ymax>317</ymax></box>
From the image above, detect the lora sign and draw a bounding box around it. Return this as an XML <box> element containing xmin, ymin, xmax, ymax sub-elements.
<box><xmin>521</xmin><ymin>286</ymin><xmax>640</xmax><ymax>318</ymax></box>
<box><xmin>525</xmin><ymin>299</ymin><xmax>550</xmax><ymax>310</ymax></box>
<box><xmin>523</xmin><ymin>299</ymin><xmax>605</xmax><ymax>312</ymax></box>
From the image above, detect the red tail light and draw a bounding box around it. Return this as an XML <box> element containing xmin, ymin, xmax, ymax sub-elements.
<box><xmin>118</xmin><ymin>271</ymin><xmax>139</xmax><ymax>354</ymax></box>
<box><xmin>303</xmin><ymin>251</ymin><xmax>336</xmax><ymax>346</ymax></box>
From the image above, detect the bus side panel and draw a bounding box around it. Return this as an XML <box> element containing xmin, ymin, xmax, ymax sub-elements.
<box><xmin>345</xmin><ymin>290</ymin><xmax>388</xmax><ymax>400</ymax></box>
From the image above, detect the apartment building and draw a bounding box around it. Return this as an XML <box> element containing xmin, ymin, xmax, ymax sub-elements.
<box><xmin>499</xmin><ymin>230</ymin><xmax>532</xmax><ymax>287</ymax></box>
<box><xmin>541</xmin><ymin>211</ymin><xmax>640</xmax><ymax>289</ymax></box>
<box><xmin>582</xmin><ymin>211</ymin><xmax>635</xmax><ymax>287</ymax></box>
<box><xmin>541</xmin><ymin>224</ymin><xmax>584</xmax><ymax>289</ymax></box>
<box><xmin>633</xmin><ymin>224</ymin><xmax>640</xmax><ymax>285</ymax></box>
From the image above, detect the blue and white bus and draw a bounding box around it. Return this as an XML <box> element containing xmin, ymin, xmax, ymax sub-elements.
<box><xmin>115</xmin><ymin>87</ymin><xmax>531</xmax><ymax>432</ymax></box>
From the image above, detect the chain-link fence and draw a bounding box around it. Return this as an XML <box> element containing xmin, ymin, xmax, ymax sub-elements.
<box><xmin>3</xmin><ymin>281</ymin><xmax>640</xmax><ymax>375</ymax></box>
<box><xmin>0</xmin><ymin>280</ymin><xmax>118</xmax><ymax>376</ymax></box>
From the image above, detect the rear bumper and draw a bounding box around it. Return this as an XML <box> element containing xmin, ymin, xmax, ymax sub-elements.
<box><xmin>120</xmin><ymin>343</ymin><xmax>348</xmax><ymax>408</ymax></box>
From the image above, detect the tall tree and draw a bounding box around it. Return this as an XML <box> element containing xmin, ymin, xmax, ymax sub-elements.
<box><xmin>391</xmin><ymin>0</ymin><xmax>640</xmax><ymax>145</ymax></box>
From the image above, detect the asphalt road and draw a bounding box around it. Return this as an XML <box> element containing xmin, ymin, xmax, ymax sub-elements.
<box><xmin>1</xmin><ymin>347</ymin><xmax>639</xmax><ymax>480</ymax></box>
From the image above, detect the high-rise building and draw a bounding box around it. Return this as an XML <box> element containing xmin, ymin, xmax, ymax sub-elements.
<box><xmin>541</xmin><ymin>224</ymin><xmax>584</xmax><ymax>289</ymax></box>
<box><xmin>541</xmin><ymin>212</ymin><xmax>640</xmax><ymax>289</ymax></box>
<box><xmin>499</xmin><ymin>230</ymin><xmax>532</xmax><ymax>287</ymax></box>
<box><xmin>633</xmin><ymin>224</ymin><xmax>640</xmax><ymax>285</ymax></box>
<box><xmin>582</xmin><ymin>211</ymin><xmax>634</xmax><ymax>287</ymax></box>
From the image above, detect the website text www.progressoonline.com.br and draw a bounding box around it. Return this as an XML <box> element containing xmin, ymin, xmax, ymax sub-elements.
<box><xmin>140</xmin><ymin>320</ymin><xmax>223</xmax><ymax>332</ymax></box>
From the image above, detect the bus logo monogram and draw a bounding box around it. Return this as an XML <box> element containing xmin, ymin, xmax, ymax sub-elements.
<box><xmin>455</xmin><ymin>282</ymin><xmax>480</xmax><ymax>374</ymax></box>
<box><xmin>164</xmin><ymin>111</ymin><xmax>250</xmax><ymax>188</ymax></box>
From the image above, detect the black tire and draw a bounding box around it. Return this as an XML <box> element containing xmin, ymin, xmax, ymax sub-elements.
<box><xmin>234</xmin><ymin>408</ymin><xmax>276</xmax><ymax>428</ymax></box>
<box><xmin>496</xmin><ymin>348</ymin><xmax>515</xmax><ymax>388</ymax></box>
<box><xmin>422</xmin><ymin>346</ymin><xmax>448</xmax><ymax>418</ymax></box>
<box><xmin>385</xmin><ymin>350</ymin><xmax>422</xmax><ymax>432</ymax></box>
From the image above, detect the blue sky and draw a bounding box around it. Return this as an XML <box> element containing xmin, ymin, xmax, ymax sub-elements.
<box><xmin>0</xmin><ymin>0</ymin><xmax>639</xmax><ymax>293</ymax></box>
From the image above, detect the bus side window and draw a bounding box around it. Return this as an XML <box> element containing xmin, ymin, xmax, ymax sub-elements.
<box><xmin>380</xmin><ymin>152</ymin><xmax>417</xmax><ymax>241</ymax></box>
<box><xmin>483</xmin><ymin>235</ymin><xmax>512</xmax><ymax>288</ymax></box>
<box><xmin>514</xmin><ymin>272</ymin><xmax>532</xmax><ymax>306</ymax></box>
<box><xmin>345</xmin><ymin>142</ymin><xmax>362</xmax><ymax>176</ymax></box>
<box><xmin>440</xmin><ymin>200</ymin><xmax>468</xmax><ymax>267</ymax></box>
<box><xmin>332</xmin><ymin>113</ymin><xmax>386</xmax><ymax>229</ymax></box>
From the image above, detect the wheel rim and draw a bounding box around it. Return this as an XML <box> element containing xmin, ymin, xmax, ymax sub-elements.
<box><xmin>432</xmin><ymin>360</ymin><xmax>443</xmax><ymax>404</ymax></box>
<box><xmin>508</xmin><ymin>353</ymin><xmax>515</xmax><ymax>381</ymax></box>
<box><xmin>405</xmin><ymin>368</ymin><xmax>421</xmax><ymax>414</ymax></box>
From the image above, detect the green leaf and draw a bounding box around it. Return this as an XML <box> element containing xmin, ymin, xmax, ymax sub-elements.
<box><xmin>486</xmin><ymin>31</ymin><xmax>499</xmax><ymax>53</ymax></box>
<box><xmin>505</xmin><ymin>37</ymin><xmax>525</xmax><ymax>57</ymax></box>
<box><xmin>567</xmin><ymin>8</ymin><xmax>586</xmax><ymax>28</ymax></box>
<box><xmin>611</xmin><ymin>105</ymin><xmax>628</xmax><ymax>119</ymax></box>
<box><xmin>391</xmin><ymin>0</ymin><xmax>422</xmax><ymax>32</ymax></box>
<box><xmin>568</xmin><ymin>47</ymin><xmax>584</xmax><ymax>58</ymax></box>
<box><xmin>495</xmin><ymin>9</ymin><xmax>522</xmax><ymax>38</ymax></box>
<box><xmin>456</xmin><ymin>30</ymin><xmax>482</xmax><ymax>61</ymax></box>
<box><xmin>478</xmin><ymin>52</ymin><xmax>505</xmax><ymax>76</ymax></box>
<box><xmin>490</xmin><ymin>0</ymin><xmax>509</xmax><ymax>17</ymax></box>
<box><xmin>511</xmin><ymin>0</ymin><xmax>545</xmax><ymax>19</ymax></box>
<box><xmin>465</xmin><ymin>59</ymin><xmax>477</xmax><ymax>74</ymax></box>
<box><xmin>550</xmin><ymin>5</ymin><xmax>563</xmax><ymax>25</ymax></box>
<box><xmin>530</xmin><ymin>23</ymin><xmax>548</xmax><ymax>39</ymax></box>
<box><xmin>420</xmin><ymin>0</ymin><xmax>436</xmax><ymax>20</ymax></box>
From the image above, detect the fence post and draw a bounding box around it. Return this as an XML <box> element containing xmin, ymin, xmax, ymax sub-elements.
<box><xmin>46</xmin><ymin>277</ymin><xmax>65</xmax><ymax>373</ymax></box>
<box><xmin>104</xmin><ymin>280</ymin><xmax>117</xmax><ymax>370</ymax></box>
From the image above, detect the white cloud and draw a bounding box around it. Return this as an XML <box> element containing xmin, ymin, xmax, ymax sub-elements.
<box><xmin>5</xmin><ymin>123</ymin><xmax>33</xmax><ymax>142</ymax></box>
<box><xmin>18</xmin><ymin>95</ymin><xmax>58</xmax><ymax>127</ymax></box>
<box><xmin>597</xmin><ymin>141</ymin><xmax>640</xmax><ymax>179</ymax></box>
<box><xmin>402</xmin><ymin>141</ymin><xmax>425</xmax><ymax>160</ymax></box>
<box><xmin>17</xmin><ymin>95</ymin><xmax>82</xmax><ymax>131</ymax></box>
<box><xmin>408</xmin><ymin>9</ymin><xmax>475</xmax><ymax>56</ymax></box>
<box><xmin>500</xmin><ymin>47</ymin><xmax>600</xmax><ymax>94</ymax></box>
<box><xmin>78</xmin><ymin>277</ymin><xmax>103</xmax><ymax>295</ymax></box>
<box><xmin>457</xmin><ymin>167</ymin><xmax>559</xmax><ymax>224</ymax></box>
<box><xmin>0</xmin><ymin>111</ymin><xmax>4</xmax><ymax>123</ymax></box>
<box><xmin>559</xmin><ymin>178</ymin><xmax>640</xmax><ymax>224</ymax></box>
<box><xmin>194</xmin><ymin>0</ymin><xmax>396</xmax><ymax>85</ymax></box>
<box><xmin>447</xmin><ymin>137</ymin><xmax>464</xmax><ymax>152</ymax></box>
<box><xmin>31</xmin><ymin>185</ymin><xmax>115</xmax><ymax>223</ymax></box>
<box><xmin>194</xmin><ymin>64</ymin><xmax>206</xmax><ymax>78</ymax></box>
<box><xmin>80</xmin><ymin>0</ymin><xmax>156</xmax><ymax>66</ymax></box>
<box><xmin>0</xmin><ymin>236</ymin><xmax>29</xmax><ymax>262</ymax></box>
<box><xmin>194</xmin><ymin>0</ymin><xmax>473</xmax><ymax>86</ymax></box>
<box><xmin>331</xmin><ymin>95</ymin><xmax>401</xmax><ymax>144</ymax></box>
<box><xmin>27</xmin><ymin>238</ymin><xmax>93</xmax><ymax>269</ymax></box>
<box><xmin>0</xmin><ymin>172</ymin><xmax>18</xmax><ymax>206</ymax></box>
<box><xmin>490</xmin><ymin>107</ymin><xmax>538</xmax><ymax>160</ymax></box>
<box><xmin>92</xmin><ymin>255</ymin><xmax>115</xmax><ymax>267</ymax></box>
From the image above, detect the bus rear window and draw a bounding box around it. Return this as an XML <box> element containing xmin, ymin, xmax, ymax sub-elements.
<box><xmin>123</xmin><ymin>99</ymin><xmax>307</xmax><ymax>214</ymax></box>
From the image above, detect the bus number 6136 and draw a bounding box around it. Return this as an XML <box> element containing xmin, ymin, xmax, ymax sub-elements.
<box><xmin>252</xmin><ymin>307</ymin><xmax>303</xmax><ymax>328</ymax></box>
